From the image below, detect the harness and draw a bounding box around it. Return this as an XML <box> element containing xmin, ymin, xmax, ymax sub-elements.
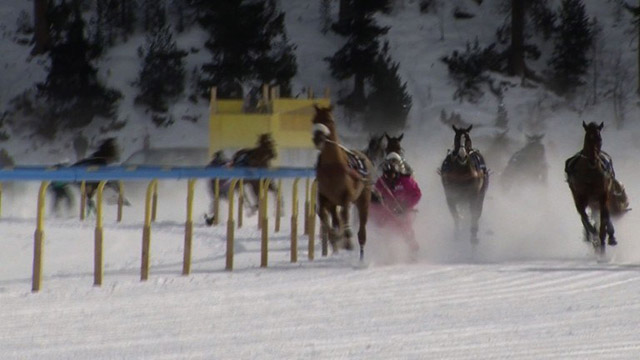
<box><xmin>322</xmin><ymin>139</ymin><xmax>369</xmax><ymax>178</ymax></box>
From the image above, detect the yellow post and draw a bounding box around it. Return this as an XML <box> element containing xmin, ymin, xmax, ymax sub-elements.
<box><xmin>261</xmin><ymin>179</ymin><xmax>271</xmax><ymax>268</ymax></box>
<box><xmin>226</xmin><ymin>179</ymin><xmax>239</xmax><ymax>271</ymax></box>
<box><xmin>304</xmin><ymin>178</ymin><xmax>310</xmax><ymax>235</ymax></box>
<box><xmin>213</xmin><ymin>178</ymin><xmax>220</xmax><ymax>225</ymax></box>
<box><xmin>308</xmin><ymin>179</ymin><xmax>318</xmax><ymax>261</ymax></box>
<box><xmin>79</xmin><ymin>181</ymin><xmax>86</xmax><ymax>220</ymax></box>
<box><xmin>141</xmin><ymin>179</ymin><xmax>158</xmax><ymax>281</ymax></box>
<box><xmin>117</xmin><ymin>181</ymin><xmax>124</xmax><ymax>222</ymax></box>
<box><xmin>258</xmin><ymin>179</ymin><xmax>265</xmax><ymax>230</ymax></box>
<box><xmin>94</xmin><ymin>181</ymin><xmax>107</xmax><ymax>286</ymax></box>
<box><xmin>275</xmin><ymin>179</ymin><xmax>282</xmax><ymax>232</ymax></box>
<box><xmin>183</xmin><ymin>179</ymin><xmax>196</xmax><ymax>276</ymax></box>
<box><xmin>291</xmin><ymin>178</ymin><xmax>300</xmax><ymax>263</ymax></box>
<box><xmin>237</xmin><ymin>179</ymin><xmax>244</xmax><ymax>228</ymax></box>
<box><xmin>32</xmin><ymin>181</ymin><xmax>50</xmax><ymax>292</ymax></box>
<box><xmin>151</xmin><ymin>181</ymin><xmax>158</xmax><ymax>222</ymax></box>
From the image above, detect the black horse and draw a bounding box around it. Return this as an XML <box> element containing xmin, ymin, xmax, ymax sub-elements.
<box><xmin>50</xmin><ymin>138</ymin><xmax>121</xmax><ymax>216</ymax></box>
<box><xmin>565</xmin><ymin>122</ymin><xmax>629</xmax><ymax>253</ymax></box>
<box><xmin>204</xmin><ymin>133</ymin><xmax>277</xmax><ymax>225</ymax></box>
<box><xmin>439</xmin><ymin>125</ymin><xmax>489</xmax><ymax>244</ymax></box>
<box><xmin>501</xmin><ymin>134</ymin><xmax>548</xmax><ymax>191</ymax></box>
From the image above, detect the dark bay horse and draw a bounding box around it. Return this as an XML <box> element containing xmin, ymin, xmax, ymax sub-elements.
<box><xmin>384</xmin><ymin>132</ymin><xmax>404</xmax><ymax>156</ymax></box>
<box><xmin>204</xmin><ymin>133</ymin><xmax>277</xmax><ymax>225</ymax></box>
<box><xmin>439</xmin><ymin>125</ymin><xmax>489</xmax><ymax>244</ymax></box>
<box><xmin>501</xmin><ymin>134</ymin><xmax>548</xmax><ymax>191</ymax></box>
<box><xmin>50</xmin><ymin>138</ymin><xmax>121</xmax><ymax>215</ymax></box>
<box><xmin>312</xmin><ymin>105</ymin><xmax>374</xmax><ymax>259</ymax></box>
<box><xmin>565</xmin><ymin>122</ymin><xmax>629</xmax><ymax>253</ymax></box>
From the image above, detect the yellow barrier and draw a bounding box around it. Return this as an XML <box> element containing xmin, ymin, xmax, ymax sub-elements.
<box><xmin>237</xmin><ymin>179</ymin><xmax>244</xmax><ymax>228</ymax></box>
<box><xmin>94</xmin><ymin>181</ymin><xmax>107</xmax><ymax>286</ymax></box>
<box><xmin>28</xmin><ymin>175</ymin><xmax>317</xmax><ymax>291</ymax></box>
<box><xmin>141</xmin><ymin>179</ymin><xmax>158</xmax><ymax>281</ymax></box>
<box><xmin>308</xmin><ymin>179</ymin><xmax>318</xmax><ymax>261</ymax></box>
<box><xmin>209</xmin><ymin>86</ymin><xmax>330</xmax><ymax>165</ymax></box>
<box><xmin>32</xmin><ymin>181</ymin><xmax>50</xmax><ymax>292</ymax></box>
<box><xmin>79</xmin><ymin>181</ymin><xmax>86</xmax><ymax>220</ymax></box>
<box><xmin>182</xmin><ymin>179</ymin><xmax>196</xmax><ymax>275</ymax></box>
<box><xmin>226</xmin><ymin>179</ymin><xmax>239</xmax><ymax>270</ymax></box>
<box><xmin>260</xmin><ymin>179</ymin><xmax>271</xmax><ymax>267</ymax></box>
<box><xmin>291</xmin><ymin>178</ymin><xmax>300</xmax><ymax>263</ymax></box>
<box><xmin>275</xmin><ymin>179</ymin><xmax>282</xmax><ymax>232</ymax></box>
<box><xmin>213</xmin><ymin>178</ymin><xmax>220</xmax><ymax>225</ymax></box>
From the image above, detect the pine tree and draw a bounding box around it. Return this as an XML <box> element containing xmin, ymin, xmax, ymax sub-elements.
<box><xmin>623</xmin><ymin>2</ymin><xmax>640</xmax><ymax>95</ymax></box>
<box><xmin>135</xmin><ymin>4</ymin><xmax>187</xmax><ymax>117</ymax></box>
<box><xmin>320</xmin><ymin>0</ymin><xmax>332</xmax><ymax>34</ymax></box>
<box><xmin>548</xmin><ymin>0</ymin><xmax>593</xmax><ymax>95</ymax></box>
<box><xmin>38</xmin><ymin>0</ymin><xmax>121</xmax><ymax>133</ymax></box>
<box><xmin>365</xmin><ymin>41</ymin><xmax>412</xmax><ymax>132</ymax></box>
<box><xmin>326</xmin><ymin>0</ymin><xmax>390</xmax><ymax>110</ymax></box>
<box><xmin>198</xmin><ymin>0</ymin><xmax>297</xmax><ymax>98</ymax></box>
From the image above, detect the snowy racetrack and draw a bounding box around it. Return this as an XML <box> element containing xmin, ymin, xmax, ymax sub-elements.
<box><xmin>1</xmin><ymin>179</ymin><xmax>640</xmax><ymax>359</ymax></box>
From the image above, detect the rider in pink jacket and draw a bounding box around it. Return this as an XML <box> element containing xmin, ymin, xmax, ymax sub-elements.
<box><xmin>371</xmin><ymin>152</ymin><xmax>422</xmax><ymax>250</ymax></box>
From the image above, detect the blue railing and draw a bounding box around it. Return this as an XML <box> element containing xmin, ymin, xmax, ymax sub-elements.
<box><xmin>0</xmin><ymin>166</ymin><xmax>317</xmax><ymax>181</ymax></box>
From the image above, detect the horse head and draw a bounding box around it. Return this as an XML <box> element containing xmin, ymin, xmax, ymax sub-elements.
<box><xmin>582</xmin><ymin>121</ymin><xmax>603</xmax><ymax>157</ymax></box>
<box><xmin>312</xmin><ymin>105</ymin><xmax>335</xmax><ymax>150</ymax></box>
<box><xmin>451</xmin><ymin>125</ymin><xmax>473</xmax><ymax>164</ymax></box>
<box><xmin>384</xmin><ymin>132</ymin><xmax>405</xmax><ymax>156</ymax></box>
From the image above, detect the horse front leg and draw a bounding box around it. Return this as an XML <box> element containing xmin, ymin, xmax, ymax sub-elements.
<box><xmin>573</xmin><ymin>195</ymin><xmax>597</xmax><ymax>242</ymax></box>
<box><xmin>318</xmin><ymin>195</ymin><xmax>340</xmax><ymax>253</ymax></box>
<box><xmin>444</xmin><ymin>189</ymin><xmax>461</xmax><ymax>238</ymax></box>
<box><xmin>469</xmin><ymin>187</ymin><xmax>487</xmax><ymax>245</ymax></box>
<box><xmin>599</xmin><ymin>197</ymin><xmax>616</xmax><ymax>249</ymax></box>
<box><xmin>339</xmin><ymin>200</ymin><xmax>353</xmax><ymax>251</ymax></box>
<box><xmin>355</xmin><ymin>189</ymin><xmax>371</xmax><ymax>261</ymax></box>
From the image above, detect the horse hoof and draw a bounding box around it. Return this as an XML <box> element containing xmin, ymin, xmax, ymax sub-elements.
<box><xmin>344</xmin><ymin>239</ymin><xmax>354</xmax><ymax>250</ymax></box>
<box><xmin>608</xmin><ymin>238</ymin><xmax>618</xmax><ymax>246</ymax></box>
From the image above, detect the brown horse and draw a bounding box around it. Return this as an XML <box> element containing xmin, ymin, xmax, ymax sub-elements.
<box><xmin>312</xmin><ymin>105</ymin><xmax>374</xmax><ymax>260</ymax></box>
<box><xmin>439</xmin><ymin>125</ymin><xmax>489</xmax><ymax>244</ymax></box>
<box><xmin>565</xmin><ymin>122</ymin><xmax>628</xmax><ymax>253</ymax></box>
<box><xmin>205</xmin><ymin>133</ymin><xmax>277</xmax><ymax>225</ymax></box>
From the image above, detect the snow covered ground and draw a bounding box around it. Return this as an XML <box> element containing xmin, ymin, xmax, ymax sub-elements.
<box><xmin>1</xmin><ymin>0</ymin><xmax>640</xmax><ymax>358</ymax></box>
